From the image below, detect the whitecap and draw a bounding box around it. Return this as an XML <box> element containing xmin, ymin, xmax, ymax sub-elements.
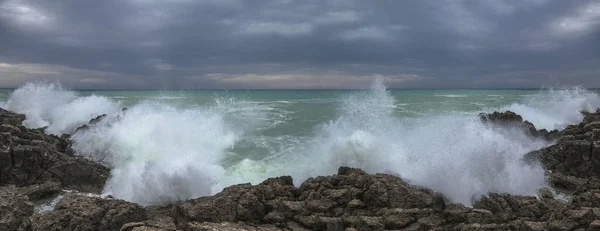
<box><xmin>434</xmin><ymin>94</ymin><xmax>468</xmax><ymax>98</ymax></box>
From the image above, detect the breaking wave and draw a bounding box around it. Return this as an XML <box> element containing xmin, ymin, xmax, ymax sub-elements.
<box><xmin>502</xmin><ymin>87</ymin><xmax>600</xmax><ymax>130</ymax></box>
<box><xmin>3</xmin><ymin>83</ymin><xmax>120</xmax><ymax>135</ymax></box>
<box><xmin>2</xmin><ymin>81</ymin><xmax>600</xmax><ymax>206</ymax></box>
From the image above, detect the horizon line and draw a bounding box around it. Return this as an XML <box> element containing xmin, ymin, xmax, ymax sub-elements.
<box><xmin>1</xmin><ymin>87</ymin><xmax>599</xmax><ymax>91</ymax></box>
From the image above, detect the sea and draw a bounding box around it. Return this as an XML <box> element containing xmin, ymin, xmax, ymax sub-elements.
<box><xmin>1</xmin><ymin>81</ymin><xmax>600</xmax><ymax>206</ymax></box>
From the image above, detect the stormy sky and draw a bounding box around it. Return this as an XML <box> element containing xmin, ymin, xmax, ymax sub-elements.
<box><xmin>0</xmin><ymin>0</ymin><xmax>599</xmax><ymax>89</ymax></box>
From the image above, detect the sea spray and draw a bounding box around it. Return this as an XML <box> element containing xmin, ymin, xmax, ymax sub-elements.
<box><xmin>287</xmin><ymin>80</ymin><xmax>550</xmax><ymax>205</ymax></box>
<box><xmin>502</xmin><ymin>87</ymin><xmax>600</xmax><ymax>130</ymax></box>
<box><xmin>71</xmin><ymin>101</ymin><xmax>272</xmax><ymax>205</ymax></box>
<box><xmin>3</xmin><ymin>82</ymin><xmax>120</xmax><ymax>135</ymax></box>
<box><xmin>4</xmin><ymin>82</ymin><xmax>600</xmax><ymax>206</ymax></box>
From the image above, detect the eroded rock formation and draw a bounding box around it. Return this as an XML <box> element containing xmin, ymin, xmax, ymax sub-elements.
<box><xmin>0</xmin><ymin>108</ymin><xmax>109</xmax><ymax>193</ymax></box>
<box><xmin>479</xmin><ymin>110</ymin><xmax>561</xmax><ymax>140</ymax></box>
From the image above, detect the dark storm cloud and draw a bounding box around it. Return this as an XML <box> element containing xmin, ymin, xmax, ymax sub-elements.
<box><xmin>0</xmin><ymin>0</ymin><xmax>599</xmax><ymax>89</ymax></box>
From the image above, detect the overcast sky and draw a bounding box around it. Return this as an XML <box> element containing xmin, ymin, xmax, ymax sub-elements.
<box><xmin>1</xmin><ymin>0</ymin><xmax>599</xmax><ymax>89</ymax></box>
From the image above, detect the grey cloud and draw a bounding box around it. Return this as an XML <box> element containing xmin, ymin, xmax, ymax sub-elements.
<box><xmin>0</xmin><ymin>0</ymin><xmax>599</xmax><ymax>89</ymax></box>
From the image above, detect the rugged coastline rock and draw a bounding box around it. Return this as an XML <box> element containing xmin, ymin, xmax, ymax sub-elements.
<box><xmin>31</xmin><ymin>195</ymin><xmax>147</xmax><ymax>231</ymax></box>
<box><xmin>0</xmin><ymin>186</ymin><xmax>34</xmax><ymax>231</ymax></box>
<box><xmin>71</xmin><ymin>107</ymin><xmax>127</xmax><ymax>135</ymax></box>
<box><xmin>0</xmin><ymin>108</ymin><xmax>109</xmax><ymax>193</ymax></box>
<box><xmin>525</xmin><ymin>109</ymin><xmax>600</xmax><ymax>191</ymax></box>
<box><xmin>35</xmin><ymin>167</ymin><xmax>600</xmax><ymax>230</ymax></box>
<box><xmin>73</xmin><ymin>113</ymin><xmax>107</xmax><ymax>134</ymax></box>
<box><xmin>4</xmin><ymin>107</ymin><xmax>600</xmax><ymax>230</ymax></box>
<box><xmin>479</xmin><ymin>110</ymin><xmax>561</xmax><ymax>140</ymax></box>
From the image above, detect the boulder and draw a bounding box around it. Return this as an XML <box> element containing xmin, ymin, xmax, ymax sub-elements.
<box><xmin>15</xmin><ymin>181</ymin><xmax>62</xmax><ymax>201</ymax></box>
<box><xmin>32</xmin><ymin>195</ymin><xmax>147</xmax><ymax>231</ymax></box>
<box><xmin>0</xmin><ymin>186</ymin><xmax>34</xmax><ymax>231</ymax></box>
<box><xmin>479</xmin><ymin>111</ymin><xmax>560</xmax><ymax>140</ymax></box>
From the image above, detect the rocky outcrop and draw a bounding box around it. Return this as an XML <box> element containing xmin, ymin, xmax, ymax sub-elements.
<box><xmin>0</xmin><ymin>186</ymin><xmax>34</xmax><ymax>231</ymax></box>
<box><xmin>15</xmin><ymin>181</ymin><xmax>62</xmax><ymax>201</ymax></box>
<box><xmin>174</xmin><ymin>167</ymin><xmax>448</xmax><ymax>230</ymax></box>
<box><xmin>164</xmin><ymin>166</ymin><xmax>600</xmax><ymax>230</ymax></box>
<box><xmin>525</xmin><ymin>109</ymin><xmax>600</xmax><ymax>191</ymax></box>
<box><xmin>41</xmin><ymin>166</ymin><xmax>600</xmax><ymax>231</ymax></box>
<box><xmin>72</xmin><ymin>107</ymin><xmax>127</xmax><ymax>135</ymax></box>
<box><xmin>73</xmin><ymin>113</ymin><xmax>107</xmax><ymax>134</ymax></box>
<box><xmin>0</xmin><ymin>108</ymin><xmax>109</xmax><ymax>193</ymax></box>
<box><xmin>32</xmin><ymin>195</ymin><xmax>147</xmax><ymax>231</ymax></box>
<box><xmin>479</xmin><ymin>110</ymin><xmax>560</xmax><ymax>140</ymax></box>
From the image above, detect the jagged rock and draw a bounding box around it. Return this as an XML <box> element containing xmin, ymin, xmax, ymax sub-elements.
<box><xmin>73</xmin><ymin>114</ymin><xmax>107</xmax><ymax>134</ymax></box>
<box><xmin>32</xmin><ymin>195</ymin><xmax>147</xmax><ymax>231</ymax></box>
<box><xmin>479</xmin><ymin>111</ymin><xmax>560</xmax><ymax>139</ymax></box>
<box><xmin>479</xmin><ymin>111</ymin><xmax>524</xmax><ymax>124</ymax></box>
<box><xmin>571</xmin><ymin>189</ymin><xmax>600</xmax><ymax>208</ymax></box>
<box><xmin>183</xmin><ymin>222</ymin><xmax>287</xmax><ymax>231</ymax></box>
<box><xmin>524</xmin><ymin>109</ymin><xmax>600</xmax><ymax>193</ymax></box>
<box><xmin>120</xmin><ymin>205</ymin><xmax>177</xmax><ymax>230</ymax></box>
<box><xmin>589</xmin><ymin>220</ymin><xmax>600</xmax><ymax>231</ymax></box>
<box><xmin>471</xmin><ymin>193</ymin><xmax>568</xmax><ymax>222</ymax></box>
<box><xmin>72</xmin><ymin>107</ymin><xmax>127</xmax><ymax>135</ymax></box>
<box><xmin>0</xmin><ymin>108</ymin><xmax>109</xmax><ymax>193</ymax></box>
<box><xmin>175</xmin><ymin>176</ymin><xmax>294</xmax><ymax>225</ymax></box>
<box><xmin>0</xmin><ymin>186</ymin><xmax>34</xmax><ymax>231</ymax></box>
<box><xmin>174</xmin><ymin>167</ymin><xmax>448</xmax><ymax>230</ymax></box>
<box><xmin>15</xmin><ymin>181</ymin><xmax>62</xmax><ymax>201</ymax></box>
<box><xmin>120</xmin><ymin>216</ymin><xmax>177</xmax><ymax>231</ymax></box>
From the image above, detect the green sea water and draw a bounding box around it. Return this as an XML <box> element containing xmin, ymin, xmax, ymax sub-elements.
<box><xmin>3</xmin><ymin>88</ymin><xmax>593</xmax><ymax>120</ymax></box>
<box><xmin>1</xmin><ymin>83</ymin><xmax>600</xmax><ymax>205</ymax></box>
<box><xmin>0</xmin><ymin>88</ymin><xmax>581</xmax><ymax>140</ymax></box>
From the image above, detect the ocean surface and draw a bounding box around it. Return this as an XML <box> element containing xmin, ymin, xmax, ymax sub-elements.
<box><xmin>1</xmin><ymin>81</ymin><xmax>600</xmax><ymax>206</ymax></box>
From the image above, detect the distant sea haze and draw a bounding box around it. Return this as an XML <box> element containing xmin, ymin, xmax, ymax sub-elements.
<box><xmin>1</xmin><ymin>82</ymin><xmax>600</xmax><ymax>206</ymax></box>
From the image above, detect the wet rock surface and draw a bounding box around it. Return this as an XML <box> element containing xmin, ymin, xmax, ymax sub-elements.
<box><xmin>31</xmin><ymin>195</ymin><xmax>147</xmax><ymax>231</ymax></box>
<box><xmin>4</xmin><ymin>108</ymin><xmax>600</xmax><ymax>230</ymax></box>
<box><xmin>0</xmin><ymin>108</ymin><xmax>109</xmax><ymax>193</ymax></box>
<box><xmin>0</xmin><ymin>186</ymin><xmax>34</xmax><ymax>231</ymax></box>
<box><xmin>525</xmin><ymin>109</ymin><xmax>600</xmax><ymax>191</ymax></box>
<box><xmin>73</xmin><ymin>113</ymin><xmax>107</xmax><ymax>134</ymax></box>
<box><xmin>479</xmin><ymin>110</ymin><xmax>561</xmax><ymax>140</ymax></box>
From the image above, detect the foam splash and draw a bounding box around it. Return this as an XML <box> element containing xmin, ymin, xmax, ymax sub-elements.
<box><xmin>287</xmin><ymin>80</ymin><xmax>550</xmax><ymax>205</ymax></box>
<box><xmin>71</xmin><ymin>101</ymin><xmax>264</xmax><ymax>205</ymax></box>
<box><xmin>502</xmin><ymin>87</ymin><xmax>600</xmax><ymax>130</ymax></box>
<box><xmin>434</xmin><ymin>94</ymin><xmax>468</xmax><ymax>98</ymax></box>
<box><xmin>3</xmin><ymin>82</ymin><xmax>120</xmax><ymax>135</ymax></box>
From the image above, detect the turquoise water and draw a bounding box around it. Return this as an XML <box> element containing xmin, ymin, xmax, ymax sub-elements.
<box><xmin>0</xmin><ymin>88</ymin><xmax>580</xmax><ymax>121</ymax></box>
<box><xmin>2</xmin><ymin>83</ymin><xmax>600</xmax><ymax>206</ymax></box>
<box><xmin>0</xmin><ymin>88</ymin><xmax>580</xmax><ymax>143</ymax></box>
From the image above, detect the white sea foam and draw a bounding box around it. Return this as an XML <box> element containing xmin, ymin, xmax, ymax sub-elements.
<box><xmin>284</xmin><ymin>80</ymin><xmax>550</xmax><ymax>205</ymax></box>
<box><xmin>502</xmin><ymin>87</ymin><xmax>600</xmax><ymax>130</ymax></box>
<box><xmin>3</xmin><ymin>82</ymin><xmax>120</xmax><ymax>135</ymax></box>
<box><xmin>70</xmin><ymin>101</ymin><xmax>267</xmax><ymax>205</ymax></box>
<box><xmin>150</xmin><ymin>96</ymin><xmax>189</xmax><ymax>100</ymax></box>
<box><xmin>4</xmin><ymin>81</ymin><xmax>600</xmax><ymax>206</ymax></box>
<box><xmin>434</xmin><ymin>94</ymin><xmax>468</xmax><ymax>98</ymax></box>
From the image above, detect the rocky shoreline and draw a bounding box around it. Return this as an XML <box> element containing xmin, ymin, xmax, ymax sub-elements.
<box><xmin>2</xmin><ymin>107</ymin><xmax>600</xmax><ymax>230</ymax></box>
